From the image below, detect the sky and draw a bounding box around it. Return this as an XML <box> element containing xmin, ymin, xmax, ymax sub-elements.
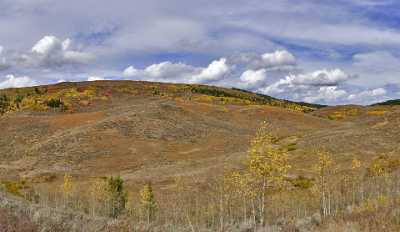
<box><xmin>0</xmin><ymin>0</ymin><xmax>400</xmax><ymax>105</ymax></box>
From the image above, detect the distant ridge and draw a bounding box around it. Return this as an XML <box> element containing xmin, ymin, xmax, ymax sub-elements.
<box><xmin>373</xmin><ymin>99</ymin><xmax>400</xmax><ymax>106</ymax></box>
<box><xmin>0</xmin><ymin>80</ymin><xmax>325</xmax><ymax>114</ymax></box>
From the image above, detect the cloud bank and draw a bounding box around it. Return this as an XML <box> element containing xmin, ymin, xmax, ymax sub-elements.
<box><xmin>1</xmin><ymin>0</ymin><xmax>400</xmax><ymax>105</ymax></box>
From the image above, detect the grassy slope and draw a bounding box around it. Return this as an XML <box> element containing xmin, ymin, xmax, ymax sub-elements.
<box><xmin>0</xmin><ymin>80</ymin><xmax>399</xmax><ymax>191</ymax></box>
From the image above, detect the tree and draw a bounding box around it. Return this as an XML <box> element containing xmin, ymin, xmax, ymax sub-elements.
<box><xmin>140</xmin><ymin>183</ymin><xmax>157</xmax><ymax>225</ymax></box>
<box><xmin>107</xmin><ymin>176</ymin><xmax>127</xmax><ymax>218</ymax></box>
<box><xmin>314</xmin><ymin>151</ymin><xmax>335</xmax><ymax>217</ymax></box>
<box><xmin>59</xmin><ymin>174</ymin><xmax>75</xmax><ymax>209</ymax></box>
<box><xmin>226</xmin><ymin>171</ymin><xmax>256</xmax><ymax>226</ymax></box>
<box><xmin>247</xmin><ymin>122</ymin><xmax>291</xmax><ymax>226</ymax></box>
<box><xmin>89</xmin><ymin>178</ymin><xmax>108</xmax><ymax>216</ymax></box>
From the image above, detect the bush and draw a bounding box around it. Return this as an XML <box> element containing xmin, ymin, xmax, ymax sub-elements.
<box><xmin>0</xmin><ymin>94</ymin><xmax>9</xmax><ymax>114</ymax></box>
<box><xmin>47</xmin><ymin>98</ymin><xmax>63</xmax><ymax>108</ymax></box>
<box><xmin>107</xmin><ymin>176</ymin><xmax>127</xmax><ymax>218</ymax></box>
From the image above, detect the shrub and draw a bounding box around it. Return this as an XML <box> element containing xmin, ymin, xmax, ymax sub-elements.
<box><xmin>290</xmin><ymin>176</ymin><xmax>314</xmax><ymax>189</ymax></box>
<box><xmin>47</xmin><ymin>98</ymin><xmax>63</xmax><ymax>108</ymax></box>
<box><xmin>107</xmin><ymin>176</ymin><xmax>127</xmax><ymax>218</ymax></box>
<box><xmin>0</xmin><ymin>94</ymin><xmax>9</xmax><ymax>114</ymax></box>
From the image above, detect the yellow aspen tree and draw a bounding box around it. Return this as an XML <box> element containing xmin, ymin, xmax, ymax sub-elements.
<box><xmin>247</xmin><ymin>122</ymin><xmax>291</xmax><ymax>227</ymax></box>
<box><xmin>61</xmin><ymin>174</ymin><xmax>74</xmax><ymax>208</ymax></box>
<box><xmin>227</xmin><ymin>171</ymin><xmax>256</xmax><ymax>226</ymax></box>
<box><xmin>89</xmin><ymin>178</ymin><xmax>108</xmax><ymax>216</ymax></box>
<box><xmin>314</xmin><ymin>151</ymin><xmax>335</xmax><ymax>217</ymax></box>
<box><xmin>140</xmin><ymin>183</ymin><xmax>157</xmax><ymax>225</ymax></box>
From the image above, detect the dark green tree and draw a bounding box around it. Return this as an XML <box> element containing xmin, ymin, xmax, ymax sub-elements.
<box><xmin>107</xmin><ymin>176</ymin><xmax>127</xmax><ymax>218</ymax></box>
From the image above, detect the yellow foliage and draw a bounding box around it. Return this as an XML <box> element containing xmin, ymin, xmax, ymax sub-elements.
<box><xmin>61</xmin><ymin>174</ymin><xmax>74</xmax><ymax>199</ymax></box>
<box><xmin>367</xmin><ymin>110</ymin><xmax>387</xmax><ymax>116</ymax></box>
<box><xmin>351</xmin><ymin>158</ymin><xmax>362</xmax><ymax>170</ymax></box>
<box><xmin>248</xmin><ymin>122</ymin><xmax>291</xmax><ymax>190</ymax></box>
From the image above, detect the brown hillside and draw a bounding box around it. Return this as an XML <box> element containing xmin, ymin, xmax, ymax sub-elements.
<box><xmin>0</xmin><ymin>81</ymin><xmax>399</xmax><ymax>191</ymax></box>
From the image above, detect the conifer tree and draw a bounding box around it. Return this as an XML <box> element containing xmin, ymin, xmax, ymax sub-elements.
<box><xmin>107</xmin><ymin>176</ymin><xmax>127</xmax><ymax>218</ymax></box>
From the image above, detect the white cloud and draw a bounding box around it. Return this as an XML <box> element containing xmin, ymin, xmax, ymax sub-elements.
<box><xmin>261</xmin><ymin>50</ymin><xmax>296</xmax><ymax>67</ymax></box>
<box><xmin>31</xmin><ymin>36</ymin><xmax>63</xmax><ymax>55</ymax></box>
<box><xmin>260</xmin><ymin>69</ymin><xmax>354</xmax><ymax>104</ymax></box>
<box><xmin>191</xmin><ymin>58</ymin><xmax>230</xmax><ymax>83</ymax></box>
<box><xmin>240</xmin><ymin>69</ymin><xmax>267</xmax><ymax>88</ymax></box>
<box><xmin>145</xmin><ymin>62</ymin><xmax>197</xmax><ymax>79</ymax></box>
<box><xmin>240</xmin><ymin>50</ymin><xmax>297</xmax><ymax>70</ymax></box>
<box><xmin>303</xmin><ymin>86</ymin><xmax>347</xmax><ymax>103</ymax></box>
<box><xmin>87</xmin><ymin>76</ymin><xmax>104</xmax><ymax>81</ymax></box>
<box><xmin>289</xmin><ymin>69</ymin><xmax>354</xmax><ymax>86</ymax></box>
<box><xmin>123</xmin><ymin>66</ymin><xmax>140</xmax><ymax>77</ymax></box>
<box><xmin>123</xmin><ymin>57</ymin><xmax>230</xmax><ymax>84</ymax></box>
<box><xmin>30</xmin><ymin>35</ymin><xmax>94</xmax><ymax>67</ymax></box>
<box><xmin>0</xmin><ymin>74</ymin><xmax>37</xmax><ymax>89</ymax></box>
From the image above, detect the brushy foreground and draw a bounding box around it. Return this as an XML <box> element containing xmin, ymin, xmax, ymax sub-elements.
<box><xmin>1</xmin><ymin>123</ymin><xmax>400</xmax><ymax>232</ymax></box>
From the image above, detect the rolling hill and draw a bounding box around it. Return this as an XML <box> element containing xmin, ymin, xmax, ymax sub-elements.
<box><xmin>0</xmin><ymin>81</ymin><xmax>399</xmax><ymax>189</ymax></box>
<box><xmin>1</xmin><ymin>81</ymin><xmax>400</xmax><ymax>231</ymax></box>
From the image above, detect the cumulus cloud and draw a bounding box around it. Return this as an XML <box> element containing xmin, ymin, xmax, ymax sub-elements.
<box><xmin>29</xmin><ymin>35</ymin><xmax>94</xmax><ymax>67</ymax></box>
<box><xmin>261</xmin><ymin>50</ymin><xmax>296</xmax><ymax>67</ymax></box>
<box><xmin>123</xmin><ymin>58</ymin><xmax>230</xmax><ymax>84</ymax></box>
<box><xmin>123</xmin><ymin>66</ymin><xmax>140</xmax><ymax>77</ymax></box>
<box><xmin>236</xmin><ymin>50</ymin><xmax>297</xmax><ymax>71</ymax></box>
<box><xmin>191</xmin><ymin>58</ymin><xmax>230</xmax><ymax>83</ymax></box>
<box><xmin>260</xmin><ymin>69</ymin><xmax>354</xmax><ymax>104</ymax></box>
<box><xmin>303</xmin><ymin>86</ymin><xmax>348</xmax><ymax>103</ymax></box>
<box><xmin>0</xmin><ymin>74</ymin><xmax>37</xmax><ymax>89</ymax></box>
<box><xmin>240</xmin><ymin>69</ymin><xmax>267</xmax><ymax>88</ymax></box>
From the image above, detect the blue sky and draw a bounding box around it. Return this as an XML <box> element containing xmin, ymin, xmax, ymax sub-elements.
<box><xmin>0</xmin><ymin>0</ymin><xmax>400</xmax><ymax>105</ymax></box>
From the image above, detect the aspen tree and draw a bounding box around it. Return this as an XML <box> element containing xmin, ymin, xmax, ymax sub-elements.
<box><xmin>247</xmin><ymin>122</ymin><xmax>291</xmax><ymax>226</ymax></box>
<box><xmin>89</xmin><ymin>179</ymin><xmax>108</xmax><ymax>216</ymax></box>
<box><xmin>314</xmin><ymin>151</ymin><xmax>335</xmax><ymax>217</ymax></box>
<box><xmin>140</xmin><ymin>183</ymin><xmax>157</xmax><ymax>225</ymax></box>
<box><xmin>227</xmin><ymin>171</ymin><xmax>256</xmax><ymax>225</ymax></box>
<box><xmin>61</xmin><ymin>174</ymin><xmax>74</xmax><ymax>208</ymax></box>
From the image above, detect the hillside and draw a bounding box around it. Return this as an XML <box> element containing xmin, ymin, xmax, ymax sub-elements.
<box><xmin>0</xmin><ymin>81</ymin><xmax>328</xmax><ymax>186</ymax></box>
<box><xmin>1</xmin><ymin>81</ymin><xmax>400</xmax><ymax>231</ymax></box>
<box><xmin>373</xmin><ymin>99</ymin><xmax>400</xmax><ymax>106</ymax></box>
<box><xmin>0</xmin><ymin>81</ymin><xmax>399</xmax><ymax>186</ymax></box>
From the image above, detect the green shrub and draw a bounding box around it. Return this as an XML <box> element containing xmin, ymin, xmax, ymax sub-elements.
<box><xmin>107</xmin><ymin>176</ymin><xmax>127</xmax><ymax>218</ymax></box>
<box><xmin>289</xmin><ymin>175</ymin><xmax>314</xmax><ymax>189</ymax></box>
<box><xmin>0</xmin><ymin>94</ymin><xmax>9</xmax><ymax>114</ymax></box>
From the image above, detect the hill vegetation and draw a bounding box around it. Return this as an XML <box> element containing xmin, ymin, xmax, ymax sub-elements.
<box><xmin>1</xmin><ymin>81</ymin><xmax>400</xmax><ymax>231</ymax></box>
<box><xmin>0</xmin><ymin>81</ymin><xmax>322</xmax><ymax>116</ymax></box>
<box><xmin>373</xmin><ymin>99</ymin><xmax>400</xmax><ymax>106</ymax></box>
